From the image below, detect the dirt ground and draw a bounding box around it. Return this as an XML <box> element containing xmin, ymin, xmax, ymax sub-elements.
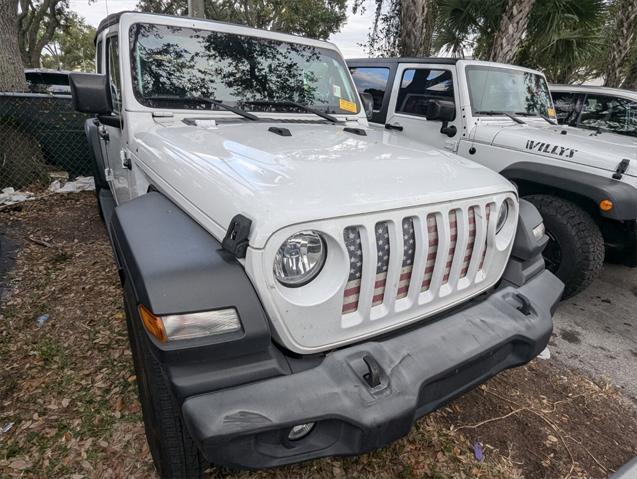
<box><xmin>1</xmin><ymin>192</ymin><xmax>636</xmax><ymax>479</ymax></box>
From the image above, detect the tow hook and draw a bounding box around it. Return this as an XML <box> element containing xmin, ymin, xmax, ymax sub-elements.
<box><xmin>514</xmin><ymin>293</ymin><xmax>532</xmax><ymax>316</ymax></box>
<box><xmin>362</xmin><ymin>354</ymin><xmax>382</xmax><ymax>388</ymax></box>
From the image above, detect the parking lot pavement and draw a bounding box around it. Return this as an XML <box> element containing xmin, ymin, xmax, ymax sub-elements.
<box><xmin>551</xmin><ymin>263</ymin><xmax>637</xmax><ymax>402</ymax></box>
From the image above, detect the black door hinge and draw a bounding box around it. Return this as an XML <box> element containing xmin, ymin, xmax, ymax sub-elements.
<box><xmin>613</xmin><ymin>159</ymin><xmax>630</xmax><ymax>180</ymax></box>
<box><xmin>222</xmin><ymin>214</ymin><xmax>252</xmax><ymax>258</ymax></box>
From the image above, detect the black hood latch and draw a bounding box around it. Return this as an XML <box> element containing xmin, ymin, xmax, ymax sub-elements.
<box><xmin>222</xmin><ymin>214</ymin><xmax>252</xmax><ymax>258</ymax></box>
<box><xmin>613</xmin><ymin>159</ymin><xmax>630</xmax><ymax>180</ymax></box>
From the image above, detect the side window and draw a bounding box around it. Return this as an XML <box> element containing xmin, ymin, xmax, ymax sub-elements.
<box><xmin>106</xmin><ymin>36</ymin><xmax>121</xmax><ymax>114</ymax></box>
<box><xmin>579</xmin><ymin>94</ymin><xmax>611</xmax><ymax>130</ymax></box>
<box><xmin>396</xmin><ymin>68</ymin><xmax>454</xmax><ymax>118</ymax></box>
<box><xmin>96</xmin><ymin>40</ymin><xmax>103</xmax><ymax>74</ymax></box>
<box><xmin>607</xmin><ymin>98</ymin><xmax>637</xmax><ymax>137</ymax></box>
<box><xmin>579</xmin><ymin>94</ymin><xmax>637</xmax><ymax>137</ymax></box>
<box><xmin>349</xmin><ymin>67</ymin><xmax>390</xmax><ymax>113</ymax></box>
<box><xmin>552</xmin><ymin>92</ymin><xmax>578</xmax><ymax>125</ymax></box>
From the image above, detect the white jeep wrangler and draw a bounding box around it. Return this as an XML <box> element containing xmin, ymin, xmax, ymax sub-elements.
<box><xmin>70</xmin><ymin>12</ymin><xmax>562</xmax><ymax>477</ymax></box>
<box><xmin>348</xmin><ymin>58</ymin><xmax>637</xmax><ymax>298</ymax></box>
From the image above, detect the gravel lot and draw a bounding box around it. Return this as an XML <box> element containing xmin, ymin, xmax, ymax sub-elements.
<box><xmin>1</xmin><ymin>192</ymin><xmax>636</xmax><ymax>478</ymax></box>
<box><xmin>551</xmin><ymin>264</ymin><xmax>637</xmax><ymax>402</ymax></box>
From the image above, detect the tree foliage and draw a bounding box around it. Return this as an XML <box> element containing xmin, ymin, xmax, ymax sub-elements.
<box><xmin>135</xmin><ymin>0</ymin><xmax>348</xmax><ymax>39</ymax></box>
<box><xmin>17</xmin><ymin>0</ymin><xmax>68</xmax><ymax>67</ymax></box>
<box><xmin>357</xmin><ymin>0</ymin><xmax>633</xmax><ymax>85</ymax></box>
<box><xmin>353</xmin><ymin>0</ymin><xmax>437</xmax><ymax>56</ymax></box>
<box><xmin>41</xmin><ymin>12</ymin><xmax>96</xmax><ymax>71</ymax></box>
<box><xmin>603</xmin><ymin>0</ymin><xmax>637</xmax><ymax>87</ymax></box>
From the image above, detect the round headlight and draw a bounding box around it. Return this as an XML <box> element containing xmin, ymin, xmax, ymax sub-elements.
<box><xmin>273</xmin><ymin>231</ymin><xmax>326</xmax><ymax>287</ymax></box>
<box><xmin>496</xmin><ymin>201</ymin><xmax>509</xmax><ymax>234</ymax></box>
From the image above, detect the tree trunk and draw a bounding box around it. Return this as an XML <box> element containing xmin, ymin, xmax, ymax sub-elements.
<box><xmin>623</xmin><ymin>52</ymin><xmax>637</xmax><ymax>90</ymax></box>
<box><xmin>421</xmin><ymin>0</ymin><xmax>437</xmax><ymax>56</ymax></box>
<box><xmin>605</xmin><ymin>0</ymin><xmax>637</xmax><ymax>88</ymax></box>
<box><xmin>399</xmin><ymin>0</ymin><xmax>428</xmax><ymax>57</ymax></box>
<box><xmin>489</xmin><ymin>0</ymin><xmax>536</xmax><ymax>64</ymax></box>
<box><xmin>0</xmin><ymin>0</ymin><xmax>27</xmax><ymax>91</ymax></box>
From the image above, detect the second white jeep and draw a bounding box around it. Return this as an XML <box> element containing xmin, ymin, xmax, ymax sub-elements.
<box><xmin>348</xmin><ymin>58</ymin><xmax>637</xmax><ymax>298</ymax></box>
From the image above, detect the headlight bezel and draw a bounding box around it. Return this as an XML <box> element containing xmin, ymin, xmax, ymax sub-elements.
<box><xmin>496</xmin><ymin>200</ymin><xmax>509</xmax><ymax>234</ymax></box>
<box><xmin>273</xmin><ymin>230</ymin><xmax>327</xmax><ymax>288</ymax></box>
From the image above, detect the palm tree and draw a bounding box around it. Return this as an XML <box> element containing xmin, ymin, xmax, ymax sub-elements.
<box><xmin>604</xmin><ymin>0</ymin><xmax>637</xmax><ymax>87</ymax></box>
<box><xmin>400</xmin><ymin>0</ymin><xmax>429</xmax><ymax>55</ymax></box>
<box><xmin>518</xmin><ymin>0</ymin><xmax>606</xmax><ymax>83</ymax></box>
<box><xmin>431</xmin><ymin>0</ymin><xmax>606</xmax><ymax>83</ymax></box>
<box><xmin>623</xmin><ymin>47</ymin><xmax>637</xmax><ymax>89</ymax></box>
<box><xmin>489</xmin><ymin>0</ymin><xmax>536</xmax><ymax>63</ymax></box>
<box><xmin>432</xmin><ymin>0</ymin><xmax>502</xmax><ymax>58</ymax></box>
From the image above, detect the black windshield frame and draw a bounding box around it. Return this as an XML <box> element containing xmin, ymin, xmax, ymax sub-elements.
<box><xmin>128</xmin><ymin>22</ymin><xmax>361</xmax><ymax>115</ymax></box>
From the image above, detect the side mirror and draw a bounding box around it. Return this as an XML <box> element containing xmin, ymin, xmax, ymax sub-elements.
<box><xmin>425</xmin><ymin>99</ymin><xmax>456</xmax><ymax>122</ymax></box>
<box><xmin>359</xmin><ymin>92</ymin><xmax>374</xmax><ymax>119</ymax></box>
<box><xmin>69</xmin><ymin>73</ymin><xmax>112</xmax><ymax>115</ymax></box>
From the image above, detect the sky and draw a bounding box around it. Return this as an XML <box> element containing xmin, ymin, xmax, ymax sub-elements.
<box><xmin>68</xmin><ymin>0</ymin><xmax>375</xmax><ymax>58</ymax></box>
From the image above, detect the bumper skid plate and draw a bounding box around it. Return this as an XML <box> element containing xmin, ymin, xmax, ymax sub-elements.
<box><xmin>182</xmin><ymin>270</ymin><xmax>563</xmax><ymax>468</ymax></box>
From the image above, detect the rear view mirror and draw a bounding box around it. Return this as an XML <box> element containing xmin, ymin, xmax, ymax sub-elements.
<box><xmin>69</xmin><ymin>73</ymin><xmax>112</xmax><ymax>115</ymax></box>
<box><xmin>425</xmin><ymin>99</ymin><xmax>456</xmax><ymax>122</ymax></box>
<box><xmin>359</xmin><ymin>92</ymin><xmax>374</xmax><ymax>119</ymax></box>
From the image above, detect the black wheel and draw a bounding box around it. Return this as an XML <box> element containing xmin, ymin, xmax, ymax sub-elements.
<box><xmin>123</xmin><ymin>287</ymin><xmax>206</xmax><ymax>478</ymax></box>
<box><xmin>526</xmin><ymin>194</ymin><xmax>604</xmax><ymax>299</ymax></box>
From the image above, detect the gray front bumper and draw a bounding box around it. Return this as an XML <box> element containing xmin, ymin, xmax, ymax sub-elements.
<box><xmin>182</xmin><ymin>270</ymin><xmax>563</xmax><ymax>468</ymax></box>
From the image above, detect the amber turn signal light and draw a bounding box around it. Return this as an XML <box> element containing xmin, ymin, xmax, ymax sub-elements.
<box><xmin>139</xmin><ymin>305</ymin><xmax>167</xmax><ymax>342</ymax></box>
<box><xmin>599</xmin><ymin>199</ymin><xmax>613</xmax><ymax>212</ymax></box>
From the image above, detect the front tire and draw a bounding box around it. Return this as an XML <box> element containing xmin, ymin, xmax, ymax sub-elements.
<box><xmin>525</xmin><ymin>195</ymin><xmax>604</xmax><ymax>299</ymax></box>
<box><xmin>123</xmin><ymin>288</ymin><xmax>206</xmax><ymax>478</ymax></box>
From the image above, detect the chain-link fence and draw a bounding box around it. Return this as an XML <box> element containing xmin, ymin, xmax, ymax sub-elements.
<box><xmin>0</xmin><ymin>93</ymin><xmax>92</xmax><ymax>190</ymax></box>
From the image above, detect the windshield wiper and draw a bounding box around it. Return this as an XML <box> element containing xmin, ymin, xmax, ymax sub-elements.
<box><xmin>537</xmin><ymin>113</ymin><xmax>557</xmax><ymax>125</ymax></box>
<box><xmin>145</xmin><ymin>95</ymin><xmax>258</xmax><ymax>121</ymax></box>
<box><xmin>244</xmin><ymin>100</ymin><xmax>339</xmax><ymax>123</ymax></box>
<box><xmin>513</xmin><ymin>111</ymin><xmax>557</xmax><ymax>125</ymax></box>
<box><xmin>474</xmin><ymin>110</ymin><xmax>526</xmax><ymax>124</ymax></box>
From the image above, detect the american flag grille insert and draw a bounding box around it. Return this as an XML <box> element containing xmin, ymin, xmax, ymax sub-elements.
<box><xmin>460</xmin><ymin>207</ymin><xmax>477</xmax><ymax>278</ymax></box>
<box><xmin>341</xmin><ymin>201</ymin><xmax>499</xmax><ymax>316</ymax></box>
<box><xmin>442</xmin><ymin>210</ymin><xmax>459</xmax><ymax>284</ymax></box>
<box><xmin>421</xmin><ymin>214</ymin><xmax>438</xmax><ymax>292</ymax></box>
<box><xmin>343</xmin><ymin>226</ymin><xmax>363</xmax><ymax>314</ymax></box>
<box><xmin>478</xmin><ymin>204</ymin><xmax>493</xmax><ymax>270</ymax></box>
<box><xmin>397</xmin><ymin>218</ymin><xmax>416</xmax><ymax>299</ymax></box>
<box><xmin>373</xmin><ymin>222</ymin><xmax>391</xmax><ymax>306</ymax></box>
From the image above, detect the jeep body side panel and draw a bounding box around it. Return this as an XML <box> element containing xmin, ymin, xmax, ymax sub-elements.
<box><xmin>500</xmin><ymin>162</ymin><xmax>637</xmax><ymax>221</ymax></box>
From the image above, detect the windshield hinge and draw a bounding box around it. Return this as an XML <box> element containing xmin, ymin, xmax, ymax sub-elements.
<box><xmin>613</xmin><ymin>159</ymin><xmax>630</xmax><ymax>180</ymax></box>
<box><xmin>222</xmin><ymin>214</ymin><xmax>252</xmax><ymax>258</ymax></box>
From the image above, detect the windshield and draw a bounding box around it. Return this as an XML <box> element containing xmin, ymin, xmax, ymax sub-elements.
<box><xmin>465</xmin><ymin>65</ymin><xmax>554</xmax><ymax>119</ymax></box>
<box><xmin>129</xmin><ymin>23</ymin><xmax>360</xmax><ymax>115</ymax></box>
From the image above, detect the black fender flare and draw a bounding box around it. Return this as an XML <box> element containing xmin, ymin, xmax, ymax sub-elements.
<box><xmin>110</xmin><ymin>192</ymin><xmax>273</xmax><ymax>363</ymax></box>
<box><xmin>501</xmin><ymin>162</ymin><xmax>637</xmax><ymax>221</ymax></box>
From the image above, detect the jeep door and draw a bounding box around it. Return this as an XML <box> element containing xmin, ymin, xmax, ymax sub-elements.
<box><xmin>100</xmin><ymin>34</ymin><xmax>131</xmax><ymax>204</ymax></box>
<box><xmin>384</xmin><ymin>64</ymin><xmax>461</xmax><ymax>152</ymax></box>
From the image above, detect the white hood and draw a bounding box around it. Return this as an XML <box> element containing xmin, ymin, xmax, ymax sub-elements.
<box><xmin>473</xmin><ymin>120</ymin><xmax>637</xmax><ymax>178</ymax></box>
<box><xmin>136</xmin><ymin>120</ymin><xmax>515</xmax><ymax>247</ymax></box>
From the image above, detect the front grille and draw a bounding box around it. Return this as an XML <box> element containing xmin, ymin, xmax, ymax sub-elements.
<box><xmin>342</xmin><ymin>200</ymin><xmax>496</xmax><ymax>316</ymax></box>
